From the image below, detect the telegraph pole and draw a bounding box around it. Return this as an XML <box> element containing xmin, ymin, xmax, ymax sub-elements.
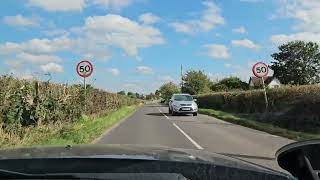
<box><xmin>181</xmin><ymin>64</ymin><xmax>183</xmax><ymax>92</ymax></box>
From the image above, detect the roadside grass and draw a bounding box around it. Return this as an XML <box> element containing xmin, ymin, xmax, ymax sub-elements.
<box><xmin>199</xmin><ymin>108</ymin><xmax>320</xmax><ymax>141</ymax></box>
<box><xmin>0</xmin><ymin>105</ymin><xmax>139</xmax><ymax>148</ymax></box>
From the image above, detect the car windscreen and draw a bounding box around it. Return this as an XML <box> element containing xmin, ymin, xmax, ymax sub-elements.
<box><xmin>174</xmin><ymin>95</ymin><xmax>193</xmax><ymax>101</ymax></box>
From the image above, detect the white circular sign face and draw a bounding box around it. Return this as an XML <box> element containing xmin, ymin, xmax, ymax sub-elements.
<box><xmin>252</xmin><ymin>62</ymin><xmax>269</xmax><ymax>78</ymax></box>
<box><xmin>76</xmin><ymin>60</ymin><xmax>93</xmax><ymax>78</ymax></box>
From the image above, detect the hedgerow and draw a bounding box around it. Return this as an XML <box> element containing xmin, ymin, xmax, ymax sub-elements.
<box><xmin>194</xmin><ymin>85</ymin><xmax>320</xmax><ymax>133</ymax></box>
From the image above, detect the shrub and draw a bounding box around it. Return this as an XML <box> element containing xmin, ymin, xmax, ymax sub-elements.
<box><xmin>194</xmin><ymin>85</ymin><xmax>320</xmax><ymax>133</ymax></box>
<box><xmin>0</xmin><ymin>76</ymin><xmax>140</xmax><ymax>132</ymax></box>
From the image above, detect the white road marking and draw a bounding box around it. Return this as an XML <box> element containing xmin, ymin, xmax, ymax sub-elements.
<box><xmin>172</xmin><ymin>123</ymin><xmax>204</xmax><ymax>150</ymax></box>
<box><xmin>157</xmin><ymin>107</ymin><xmax>203</xmax><ymax>150</ymax></box>
<box><xmin>158</xmin><ymin>108</ymin><xmax>169</xmax><ymax>119</ymax></box>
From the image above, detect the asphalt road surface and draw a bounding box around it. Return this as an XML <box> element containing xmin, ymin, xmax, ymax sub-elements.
<box><xmin>96</xmin><ymin>104</ymin><xmax>294</xmax><ymax>172</ymax></box>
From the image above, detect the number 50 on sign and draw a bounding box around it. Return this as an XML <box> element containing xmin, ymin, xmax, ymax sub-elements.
<box><xmin>76</xmin><ymin>60</ymin><xmax>93</xmax><ymax>78</ymax></box>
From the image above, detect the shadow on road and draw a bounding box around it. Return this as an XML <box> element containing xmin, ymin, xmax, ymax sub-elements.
<box><xmin>146</xmin><ymin>113</ymin><xmax>194</xmax><ymax>117</ymax></box>
<box><xmin>144</xmin><ymin>105</ymin><xmax>167</xmax><ymax>108</ymax></box>
<box><xmin>146</xmin><ymin>113</ymin><xmax>170</xmax><ymax>116</ymax></box>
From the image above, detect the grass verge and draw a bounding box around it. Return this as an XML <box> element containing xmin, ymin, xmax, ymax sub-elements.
<box><xmin>199</xmin><ymin>108</ymin><xmax>320</xmax><ymax>141</ymax></box>
<box><xmin>1</xmin><ymin>105</ymin><xmax>139</xmax><ymax>148</ymax></box>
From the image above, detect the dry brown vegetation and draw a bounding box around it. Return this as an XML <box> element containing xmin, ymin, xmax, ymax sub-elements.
<box><xmin>0</xmin><ymin>76</ymin><xmax>140</xmax><ymax>147</ymax></box>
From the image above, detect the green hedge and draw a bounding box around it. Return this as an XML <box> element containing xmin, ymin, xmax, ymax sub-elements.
<box><xmin>0</xmin><ymin>76</ymin><xmax>140</xmax><ymax>132</ymax></box>
<box><xmin>194</xmin><ymin>85</ymin><xmax>320</xmax><ymax>133</ymax></box>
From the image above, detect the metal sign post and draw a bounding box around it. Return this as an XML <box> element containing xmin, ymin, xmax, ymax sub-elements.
<box><xmin>261</xmin><ymin>77</ymin><xmax>268</xmax><ymax>109</ymax></box>
<box><xmin>252</xmin><ymin>62</ymin><xmax>269</xmax><ymax>111</ymax></box>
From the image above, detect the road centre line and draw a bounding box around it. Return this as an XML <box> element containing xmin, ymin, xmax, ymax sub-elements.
<box><xmin>158</xmin><ymin>108</ymin><xmax>169</xmax><ymax>119</ymax></box>
<box><xmin>157</xmin><ymin>107</ymin><xmax>203</xmax><ymax>150</ymax></box>
<box><xmin>172</xmin><ymin>123</ymin><xmax>204</xmax><ymax>150</ymax></box>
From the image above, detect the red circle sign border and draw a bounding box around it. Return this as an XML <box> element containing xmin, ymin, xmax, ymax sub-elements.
<box><xmin>252</xmin><ymin>62</ymin><xmax>269</xmax><ymax>78</ymax></box>
<box><xmin>76</xmin><ymin>60</ymin><xmax>94</xmax><ymax>78</ymax></box>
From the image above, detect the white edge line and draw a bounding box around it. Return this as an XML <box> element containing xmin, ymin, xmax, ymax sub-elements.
<box><xmin>172</xmin><ymin>123</ymin><xmax>204</xmax><ymax>150</ymax></box>
<box><xmin>158</xmin><ymin>108</ymin><xmax>169</xmax><ymax>119</ymax></box>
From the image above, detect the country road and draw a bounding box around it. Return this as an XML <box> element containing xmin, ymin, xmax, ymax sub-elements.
<box><xmin>96</xmin><ymin>104</ymin><xmax>294</xmax><ymax>172</ymax></box>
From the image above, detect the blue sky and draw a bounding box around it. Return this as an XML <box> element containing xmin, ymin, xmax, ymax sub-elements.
<box><xmin>1</xmin><ymin>0</ymin><xmax>319</xmax><ymax>94</ymax></box>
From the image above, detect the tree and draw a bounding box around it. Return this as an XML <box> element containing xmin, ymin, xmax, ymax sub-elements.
<box><xmin>211</xmin><ymin>77</ymin><xmax>248</xmax><ymax>91</ymax></box>
<box><xmin>159</xmin><ymin>82</ymin><xmax>180</xmax><ymax>100</ymax></box>
<box><xmin>182</xmin><ymin>70</ymin><xmax>211</xmax><ymax>95</ymax></box>
<box><xmin>127</xmin><ymin>92</ymin><xmax>135</xmax><ymax>98</ymax></box>
<box><xmin>117</xmin><ymin>90</ymin><xmax>126</xmax><ymax>95</ymax></box>
<box><xmin>155</xmin><ymin>89</ymin><xmax>160</xmax><ymax>96</ymax></box>
<box><xmin>271</xmin><ymin>41</ymin><xmax>320</xmax><ymax>85</ymax></box>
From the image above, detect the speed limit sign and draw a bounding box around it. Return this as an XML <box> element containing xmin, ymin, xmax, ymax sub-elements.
<box><xmin>252</xmin><ymin>62</ymin><xmax>268</xmax><ymax>78</ymax></box>
<box><xmin>252</xmin><ymin>62</ymin><xmax>269</xmax><ymax>110</ymax></box>
<box><xmin>76</xmin><ymin>60</ymin><xmax>93</xmax><ymax>78</ymax></box>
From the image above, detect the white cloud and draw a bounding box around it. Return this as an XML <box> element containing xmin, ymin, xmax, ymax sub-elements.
<box><xmin>3</xmin><ymin>15</ymin><xmax>39</xmax><ymax>27</ymax></box>
<box><xmin>16</xmin><ymin>52</ymin><xmax>62</xmax><ymax>64</ymax></box>
<box><xmin>273</xmin><ymin>0</ymin><xmax>320</xmax><ymax>32</ymax></box>
<box><xmin>224</xmin><ymin>63</ymin><xmax>232</xmax><ymax>68</ymax></box>
<box><xmin>28</xmin><ymin>0</ymin><xmax>86</xmax><ymax>11</ymax></box>
<box><xmin>203</xmin><ymin>44</ymin><xmax>230</xmax><ymax>59</ymax></box>
<box><xmin>107</xmin><ymin>68</ymin><xmax>120</xmax><ymax>76</ymax></box>
<box><xmin>0</xmin><ymin>14</ymin><xmax>164</xmax><ymax>63</ymax></box>
<box><xmin>42</xmin><ymin>29</ymin><xmax>69</xmax><ymax>37</ymax></box>
<box><xmin>232</xmin><ymin>26</ymin><xmax>247</xmax><ymax>34</ymax></box>
<box><xmin>232</xmin><ymin>39</ymin><xmax>260</xmax><ymax>49</ymax></box>
<box><xmin>136</xmin><ymin>66</ymin><xmax>154</xmax><ymax>74</ymax></box>
<box><xmin>40</xmin><ymin>62</ymin><xmax>64</xmax><ymax>73</ymax></box>
<box><xmin>82</xmin><ymin>14</ymin><xmax>164</xmax><ymax>56</ymax></box>
<box><xmin>208</xmin><ymin>73</ymin><xmax>226</xmax><ymax>82</ymax></box>
<box><xmin>0</xmin><ymin>36</ymin><xmax>73</xmax><ymax>55</ymax></box>
<box><xmin>270</xmin><ymin>1</ymin><xmax>320</xmax><ymax>46</ymax></box>
<box><xmin>271</xmin><ymin>32</ymin><xmax>320</xmax><ymax>45</ymax></box>
<box><xmin>139</xmin><ymin>13</ymin><xmax>161</xmax><ymax>24</ymax></box>
<box><xmin>92</xmin><ymin>0</ymin><xmax>132</xmax><ymax>11</ymax></box>
<box><xmin>161</xmin><ymin>75</ymin><xmax>174</xmax><ymax>83</ymax></box>
<box><xmin>170</xmin><ymin>1</ymin><xmax>225</xmax><ymax>34</ymax></box>
<box><xmin>28</xmin><ymin>0</ymin><xmax>134</xmax><ymax>12</ymax></box>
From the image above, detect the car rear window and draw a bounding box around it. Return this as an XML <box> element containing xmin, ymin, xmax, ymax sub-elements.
<box><xmin>174</xmin><ymin>95</ymin><xmax>193</xmax><ymax>101</ymax></box>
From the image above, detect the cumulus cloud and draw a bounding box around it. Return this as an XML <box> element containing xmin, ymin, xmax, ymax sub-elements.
<box><xmin>81</xmin><ymin>14</ymin><xmax>164</xmax><ymax>56</ymax></box>
<box><xmin>270</xmin><ymin>0</ymin><xmax>320</xmax><ymax>45</ymax></box>
<box><xmin>40</xmin><ymin>62</ymin><xmax>64</xmax><ymax>73</ymax></box>
<box><xmin>231</xmin><ymin>39</ymin><xmax>260</xmax><ymax>49</ymax></box>
<box><xmin>170</xmin><ymin>1</ymin><xmax>225</xmax><ymax>34</ymax></box>
<box><xmin>232</xmin><ymin>26</ymin><xmax>247</xmax><ymax>34</ymax></box>
<box><xmin>107</xmin><ymin>68</ymin><xmax>120</xmax><ymax>76</ymax></box>
<box><xmin>203</xmin><ymin>44</ymin><xmax>230</xmax><ymax>59</ymax></box>
<box><xmin>0</xmin><ymin>36</ymin><xmax>73</xmax><ymax>55</ymax></box>
<box><xmin>1</xmin><ymin>13</ymin><xmax>163</xmax><ymax>60</ymax></box>
<box><xmin>16</xmin><ymin>52</ymin><xmax>62</xmax><ymax>64</ymax></box>
<box><xmin>27</xmin><ymin>0</ymin><xmax>133</xmax><ymax>12</ymax></box>
<box><xmin>136</xmin><ymin>66</ymin><xmax>154</xmax><ymax>74</ymax></box>
<box><xmin>273</xmin><ymin>0</ymin><xmax>320</xmax><ymax>32</ymax></box>
<box><xmin>139</xmin><ymin>13</ymin><xmax>161</xmax><ymax>24</ymax></box>
<box><xmin>28</xmin><ymin>0</ymin><xmax>86</xmax><ymax>11</ymax></box>
<box><xmin>92</xmin><ymin>0</ymin><xmax>132</xmax><ymax>11</ymax></box>
<box><xmin>271</xmin><ymin>32</ymin><xmax>320</xmax><ymax>45</ymax></box>
<box><xmin>3</xmin><ymin>15</ymin><xmax>39</xmax><ymax>27</ymax></box>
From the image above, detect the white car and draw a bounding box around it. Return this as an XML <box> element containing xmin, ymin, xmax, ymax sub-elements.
<box><xmin>168</xmin><ymin>94</ymin><xmax>198</xmax><ymax>116</ymax></box>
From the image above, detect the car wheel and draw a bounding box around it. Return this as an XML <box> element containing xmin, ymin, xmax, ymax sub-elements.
<box><xmin>193</xmin><ymin>112</ymin><xmax>198</xmax><ymax>116</ymax></box>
